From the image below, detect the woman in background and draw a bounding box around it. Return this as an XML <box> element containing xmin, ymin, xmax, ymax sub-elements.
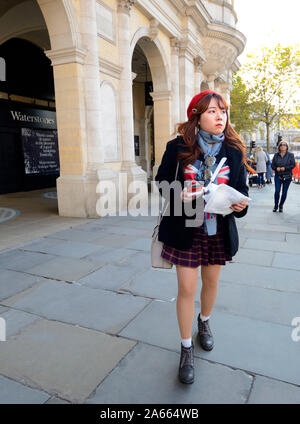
<box><xmin>255</xmin><ymin>146</ymin><xmax>267</xmax><ymax>188</ymax></box>
<box><xmin>271</xmin><ymin>141</ymin><xmax>295</xmax><ymax>212</ymax></box>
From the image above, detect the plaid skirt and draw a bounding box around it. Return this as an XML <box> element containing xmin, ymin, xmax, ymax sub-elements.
<box><xmin>161</xmin><ymin>224</ymin><xmax>232</xmax><ymax>267</ymax></box>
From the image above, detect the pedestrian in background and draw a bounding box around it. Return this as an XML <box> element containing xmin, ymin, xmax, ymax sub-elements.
<box><xmin>271</xmin><ymin>140</ymin><xmax>295</xmax><ymax>212</ymax></box>
<box><xmin>255</xmin><ymin>147</ymin><xmax>267</xmax><ymax>188</ymax></box>
<box><xmin>265</xmin><ymin>151</ymin><xmax>273</xmax><ymax>184</ymax></box>
<box><xmin>155</xmin><ymin>90</ymin><xmax>249</xmax><ymax>385</ymax></box>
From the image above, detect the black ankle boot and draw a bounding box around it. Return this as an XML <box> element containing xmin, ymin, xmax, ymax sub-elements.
<box><xmin>197</xmin><ymin>314</ymin><xmax>214</xmax><ymax>351</ymax></box>
<box><xmin>273</xmin><ymin>205</ymin><xmax>278</xmax><ymax>212</ymax></box>
<box><xmin>178</xmin><ymin>343</ymin><xmax>194</xmax><ymax>384</ymax></box>
<box><xmin>279</xmin><ymin>206</ymin><xmax>283</xmax><ymax>212</ymax></box>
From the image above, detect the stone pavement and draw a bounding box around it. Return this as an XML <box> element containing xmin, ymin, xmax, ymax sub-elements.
<box><xmin>0</xmin><ymin>182</ymin><xmax>300</xmax><ymax>404</ymax></box>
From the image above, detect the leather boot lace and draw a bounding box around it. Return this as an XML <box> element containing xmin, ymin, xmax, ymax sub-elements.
<box><xmin>199</xmin><ymin>318</ymin><xmax>212</xmax><ymax>336</ymax></box>
<box><xmin>180</xmin><ymin>345</ymin><xmax>194</xmax><ymax>368</ymax></box>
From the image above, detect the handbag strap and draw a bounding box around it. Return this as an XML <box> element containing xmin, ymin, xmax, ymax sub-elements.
<box><xmin>158</xmin><ymin>161</ymin><xmax>180</xmax><ymax>224</ymax></box>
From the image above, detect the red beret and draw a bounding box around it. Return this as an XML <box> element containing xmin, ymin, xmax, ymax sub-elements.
<box><xmin>187</xmin><ymin>90</ymin><xmax>219</xmax><ymax>120</ymax></box>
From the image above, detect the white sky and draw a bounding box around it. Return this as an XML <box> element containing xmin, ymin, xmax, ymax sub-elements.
<box><xmin>234</xmin><ymin>0</ymin><xmax>300</xmax><ymax>63</ymax></box>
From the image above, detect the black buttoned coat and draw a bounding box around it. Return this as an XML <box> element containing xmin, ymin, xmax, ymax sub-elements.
<box><xmin>155</xmin><ymin>136</ymin><xmax>249</xmax><ymax>255</ymax></box>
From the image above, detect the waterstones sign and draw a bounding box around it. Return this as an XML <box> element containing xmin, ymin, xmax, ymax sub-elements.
<box><xmin>0</xmin><ymin>103</ymin><xmax>56</xmax><ymax>130</ymax></box>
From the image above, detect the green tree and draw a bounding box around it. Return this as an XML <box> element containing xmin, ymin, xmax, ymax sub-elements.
<box><xmin>240</xmin><ymin>44</ymin><xmax>300</xmax><ymax>152</ymax></box>
<box><xmin>230</xmin><ymin>73</ymin><xmax>257</xmax><ymax>136</ymax></box>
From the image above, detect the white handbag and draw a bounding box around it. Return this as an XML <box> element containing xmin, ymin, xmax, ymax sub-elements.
<box><xmin>151</xmin><ymin>162</ymin><xmax>179</xmax><ymax>269</ymax></box>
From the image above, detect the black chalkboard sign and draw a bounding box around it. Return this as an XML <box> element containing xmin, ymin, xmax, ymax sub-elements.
<box><xmin>21</xmin><ymin>128</ymin><xmax>59</xmax><ymax>175</ymax></box>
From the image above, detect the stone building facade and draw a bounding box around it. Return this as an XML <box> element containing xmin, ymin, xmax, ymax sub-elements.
<box><xmin>0</xmin><ymin>0</ymin><xmax>246</xmax><ymax>217</ymax></box>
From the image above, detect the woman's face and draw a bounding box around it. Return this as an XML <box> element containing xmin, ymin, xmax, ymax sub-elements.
<box><xmin>198</xmin><ymin>97</ymin><xmax>227</xmax><ymax>135</ymax></box>
<box><xmin>279</xmin><ymin>142</ymin><xmax>288</xmax><ymax>152</ymax></box>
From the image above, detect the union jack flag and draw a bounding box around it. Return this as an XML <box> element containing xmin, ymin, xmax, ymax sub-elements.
<box><xmin>214</xmin><ymin>165</ymin><xmax>230</xmax><ymax>185</ymax></box>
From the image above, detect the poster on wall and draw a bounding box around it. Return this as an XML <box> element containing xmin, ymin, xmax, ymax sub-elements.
<box><xmin>21</xmin><ymin>128</ymin><xmax>60</xmax><ymax>175</ymax></box>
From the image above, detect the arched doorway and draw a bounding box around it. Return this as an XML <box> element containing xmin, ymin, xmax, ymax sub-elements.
<box><xmin>131</xmin><ymin>32</ymin><xmax>171</xmax><ymax>181</ymax></box>
<box><xmin>132</xmin><ymin>43</ymin><xmax>154</xmax><ymax>180</ymax></box>
<box><xmin>0</xmin><ymin>36</ymin><xmax>57</xmax><ymax>194</ymax></box>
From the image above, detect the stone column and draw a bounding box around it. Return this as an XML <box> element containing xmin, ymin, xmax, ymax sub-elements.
<box><xmin>151</xmin><ymin>90</ymin><xmax>172</xmax><ymax>179</ymax></box>
<box><xmin>206</xmin><ymin>73</ymin><xmax>217</xmax><ymax>90</ymax></box>
<box><xmin>179</xmin><ymin>41</ymin><xmax>195</xmax><ymax>122</ymax></box>
<box><xmin>194</xmin><ymin>56</ymin><xmax>205</xmax><ymax>93</ymax></box>
<box><xmin>46</xmin><ymin>0</ymin><xmax>117</xmax><ymax>218</ymax></box>
<box><xmin>79</xmin><ymin>0</ymin><xmax>118</xmax><ymax>215</ymax></box>
<box><xmin>117</xmin><ymin>0</ymin><xmax>147</xmax><ymax>192</ymax></box>
<box><xmin>170</xmin><ymin>37</ymin><xmax>180</xmax><ymax>130</ymax></box>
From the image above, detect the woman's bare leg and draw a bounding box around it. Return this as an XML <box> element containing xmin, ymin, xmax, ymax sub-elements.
<box><xmin>176</xmin><ymin>265</ymin><xmax>199</xmax><ymax>338</ymax></box>
<box><xmin>200</xmin><ymin>264</ymin><xmax>222</xmax><ymax>316</ymax></box>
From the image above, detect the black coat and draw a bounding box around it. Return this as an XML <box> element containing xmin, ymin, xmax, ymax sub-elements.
<box><xmin>155</xmin><ymin>136</ymin><xmax>249</xmax><ymax>253</ymax></box>
<box><xmin>271</xmin><ymin>151</ymin><xmax>295</xmax><ymax>179</ymax></box>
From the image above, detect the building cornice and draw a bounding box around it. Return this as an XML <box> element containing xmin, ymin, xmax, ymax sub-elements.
<box><xmin>150</xmin><ymin>90</ymin><xmax>172</xmax><ymax>101</ymax></box>
<box><xmin>206</xmin><ymin>22</ymin><xmax>246</xmax><ymax>54</ymax></box>
<box><xmin>99</xmin><ymin>57</ymin><xmax>123</xmax><ymax>79</ymax></box>
<box><xmin>45</xmin><ymin>47</ymin><xmax>87</xmax><ymax>66</ymax></box>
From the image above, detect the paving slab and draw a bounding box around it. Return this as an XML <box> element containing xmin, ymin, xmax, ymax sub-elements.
<box><xmin>0</xmin><ymin>270</ymin><xmax>44</xmax><ymax>301</ymax></box>
<box><xmin>46</xmin><ymin>228</ymin><xmax>103</xmax><ymax>243</ymax></box>
<box><xmin>2</xmin><ymin>280</ymin><xmax>150</xmax><ymax>334</ymax></box>
<box><xmin>85</xmin><ymin>343</ymin><xmax>253</xmax><ymax>404</ymax></box>
<box><xmin>0</xmin><ymin>375</ymin><xmax>50</xmax><ymax>404</ymax></box>
<box><xmin>248</xmin><ymin>375</ymin><xmax>300</xmax><ymax>404</ymax></box>
<box><xmin>244</xmin><ymin>238</ymin><xmax>300</xmax><ymax>254</ymax></box>
<box><xmin>122</xmin><ymin>237</ymin><xmax>151</xmax><ymax>252</ymax></box>
<box><xmin>0</xmin><ymin>249</ymin><xmax>56</xmax><ymax>272</ymax></box>
<box><xmin>233</xmin><ymin>247</ymin><xmax>274</xmax><ymax>266</ymax></box>
<box><xmin>238</xmin><ymin>230</ymin><xmax>286</xmax><ymax>242</ymax></box>
<box><xmin>220</xmin><ymin>262</ymin><xmax>300</xmax><ymax>292</ymax></box>
<box><xmin>25</xmin><ymin>256</ymin><xmax>102</xmax><ymax>282</ymax></box>
<box><xmin>243</xmin><ymin>223</ymin><xmax>298</xmax><ymax>233</ymax></box>
<box><xmin>0</xmin><ymin>308</ymin><xmax>41</xmax><ymax>337</ymax></box>
<box><xmin>0</xmin><ymin>319</ymin><xmax>136</xmax><ymax>403</ymax></box>
<box><xmin>215</xmin><ymin>281</ymin><xmax>300</xmax><ymax>326</ymax></box>
<box><xmin>22</xmin><ymin>238</ymin><xmax>102</xmax><ymax>258</ymax></box>
<box><xmin>94</xmin><ymin>226</ymin><xmax>151</xmax><ymax>237</ymax></box>
<box><xmin>85</xmin><ymin>233</ymin><xmax>138</xmax><ymax>248</ymax></box>
<box><xmin>117</xmin><ymin>250</ymin><xmax>156</xmax><ymax>273</ymax></box>
<box><xmin>77</xmin><ymin>264</ymin><xmax>143</xmax><ymax>290</ymax></box>
<box><xmin>119</xmin><ymin>300</ymin><xmax>197</xmax><ymax>351</ymax></box>
<box><xmin>193</xmin><ymin>311</ymin><xmax>300</xmax><ymax>386</ymax></box>
<box><xmin>272</xmin><ymin>252</ymin><xmax>300</xmax><ymax>271</ymax></box>
<box><xmin>82</xmin><ymin>247</ymin><xmax>136</xmax><ymax>267</ymax></box>
<box><xmin>119</xmin><ymin>268</ymin><xmax>201</xmax><ymax>301</ymax></box>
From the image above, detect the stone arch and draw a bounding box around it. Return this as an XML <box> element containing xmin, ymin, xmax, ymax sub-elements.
<box><xmin>36</xmin><ymin>0</ymin><xmax>80</xmax><ymax>50</ymax></box>
<box><xmin>99</xmin><ymin>80</ymin><xmax>120</xmax><ymax>162</ymax></box>
<box><xmin>130</xmin><ymin>27</ymin><xmax>171</xmax><ymax>92</ymax></box>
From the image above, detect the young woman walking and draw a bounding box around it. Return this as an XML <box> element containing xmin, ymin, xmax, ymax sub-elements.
<box><xmin>271</xmin><ymin>140</ymin><xmax>295</xmax><ymax>212</ymax></box>
<box><xmin>155</xmin><ymin>90</ymin><xmax>249</xmax><ymax>384</ymax></box>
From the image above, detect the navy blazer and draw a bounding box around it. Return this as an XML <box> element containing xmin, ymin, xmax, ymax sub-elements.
<box><xmin>155</xmin><ymin>136</ymin><xmax>249</xmax><ymax>251</ymax></box>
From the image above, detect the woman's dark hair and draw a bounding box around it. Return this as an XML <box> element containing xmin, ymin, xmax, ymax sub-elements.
<box><xmin>173</xmin><ymin>92</ymin><xmax>248</xmax><ymax>170</ymax></box>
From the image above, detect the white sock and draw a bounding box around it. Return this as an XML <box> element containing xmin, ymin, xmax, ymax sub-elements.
<box><xmin>181</xmin><ymin>338</ymin><xmax>192</xmax><ymax>348</ymax></box>
<box><xmin>200</xmin><ymin>314</ymin><xmax>210</xmax><ymax>322</ymax></box>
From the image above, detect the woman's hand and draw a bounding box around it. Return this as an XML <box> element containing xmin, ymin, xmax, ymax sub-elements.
<box><xmin>181</xmin><ymin>188</ymin><xmax>195</xmax><ymax>203</ymax></box>
<box><xmin>230</xmin><ymin>201</ymin><xmax>248</xmax><ymax>212</ymax></box>
<box><xmin>280</xmin><ymin>167</ymin><xmax>285</xmax><ymax>171</ymax></box>
<box><xmin>181</xmin><ymin>187</ymin><xmax>204</xmax><ymax>203</ymax></box>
